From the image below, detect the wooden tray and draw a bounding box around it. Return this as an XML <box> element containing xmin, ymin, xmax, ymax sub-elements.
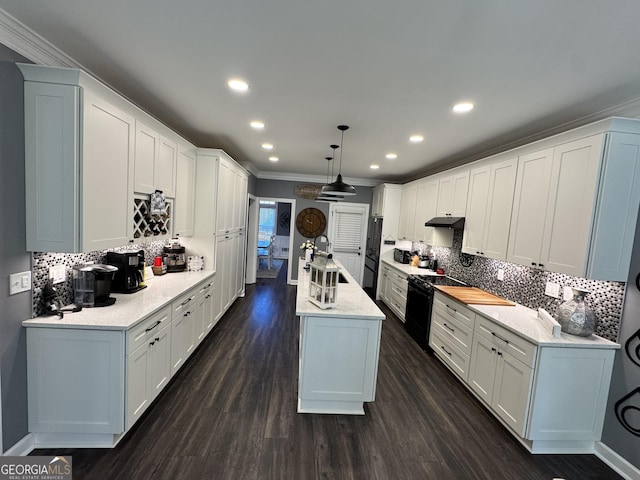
<box><xmin>434</xmin><ymin>286</ymin><xmax>515</xmax><ymax>306</ymax></box>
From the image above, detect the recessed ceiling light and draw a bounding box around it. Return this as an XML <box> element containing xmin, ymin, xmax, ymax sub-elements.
<box><xmin>370</xmin><ymin>164</ymin><xmax>380</xmax><ymax>170</ymax></box>
<box><xmin>227</xmin><ymin>78</ymin><xmax>249</xmax><ymax>92</ymax></box>
<box><xmin>409</xmin><ymin>135</ymin><xmax>424</xmax><ymax>143</ymax></box>
<box><xmin>452</xmin><ymin>102</ymin><xmax>474</xmax><ymax>113</ymax></box>
<box><xmin>385</xmin><ymin>153</ymin><xmax>398</xmax><ymax>160</ymax></box>
<box><xmin>269</xmin><ymin>156</ymin><xmax>279</xmax><ymax>162</ymax></box>
<box><xmin>250</xmin><ymin>120</ymin><xmax>265</xmax><ymax>129</ymax></box>
<box><xmin>261</xmin><ymin>143</ymin><xmax>274</xmax><ymax>150</ymax></box>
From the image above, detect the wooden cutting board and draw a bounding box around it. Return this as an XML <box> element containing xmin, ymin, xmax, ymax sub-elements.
<box><xmin>434</xmin><ymin>286</ymin><xmax>515</xmax><ymax>306</ymax></box>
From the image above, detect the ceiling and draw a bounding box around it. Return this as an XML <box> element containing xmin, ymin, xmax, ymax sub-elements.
<box><xmin>2</xmin><ymin>1</ymin><xmax>640</xmax><ymax>185</ymax></box>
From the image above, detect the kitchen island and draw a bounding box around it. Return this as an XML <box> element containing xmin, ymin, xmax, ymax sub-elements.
<box><xmin>296</xmin><ymin>260</ymin><xmax>385</xmax><ymax>415</ymax></box>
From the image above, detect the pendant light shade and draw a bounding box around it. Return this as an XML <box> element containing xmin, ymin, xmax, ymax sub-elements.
<box><xmin>316</xmin><ymin>153</ymin><xmax>344</xmax><ymax>203</ymax></box>
<box><xmin>321</xmin><ymin>125</ymin><xmax>356</xmax><ymax>196</ymax></box>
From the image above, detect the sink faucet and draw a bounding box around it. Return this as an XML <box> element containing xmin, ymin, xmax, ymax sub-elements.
<box><xmin>314</xmin><ymin>234</ymin><xmax>330</xmax><ymax>252</ymax></box>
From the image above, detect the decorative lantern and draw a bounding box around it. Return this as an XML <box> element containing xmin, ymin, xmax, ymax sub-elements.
<box><xmin>308</xmin><ymin>251</ymin><xmax>340</xmax><ymax>309</ymax></box>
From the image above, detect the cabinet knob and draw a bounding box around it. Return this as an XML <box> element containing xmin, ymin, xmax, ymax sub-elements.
<box><xmin>538</xmin><ymin>264</ymin><xmax>544</xmax><ymax>268</ymax></box>
<box><xmin>155</xmin><ymin>337</ymin><xmax>160</xmax><ymax>342</ymax></box>
<box><xmin>149</xmin><ymin>341</ymin><xmax>155</xmax><ymax>346</ymax></box>
<box><xmin>531</xmin><ymin>262</ymin><xmax>536</xmax><ymax>266</ymax></box>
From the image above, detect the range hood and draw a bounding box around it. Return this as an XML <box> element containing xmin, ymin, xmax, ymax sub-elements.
<box><xmin>424</xmin><ymin>216</ymin><xmax>465</xmax><ymax>229</ymax></box>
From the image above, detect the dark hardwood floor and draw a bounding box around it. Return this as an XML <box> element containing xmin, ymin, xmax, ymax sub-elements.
<box><xmin>33</xmin><ymin>265</ymin><xmax>622</xmax><ymax>479</ymax></box>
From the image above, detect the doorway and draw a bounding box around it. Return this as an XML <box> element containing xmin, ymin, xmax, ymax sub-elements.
<box><xmin>327</xmin><ymin>202</ymin><xmax>370</xmax><ymax>285</ymax></box>
<box><xmin>247</xmin><ymin>196</ymin><xmax>296</xmax><ymax>285</ymax></box>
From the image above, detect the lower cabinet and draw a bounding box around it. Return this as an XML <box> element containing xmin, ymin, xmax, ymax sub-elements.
<box><xmin>379</xmin><ymin>263</ymin><xmax>408</xmax><ymax>321</ymax></box>
<box><xmin>126</xmin><ymin>306</ymin><xmax>172</xmax><ymax>430</ymax></box>
<box><xmin>170</xmin><ymin>288</ymin><xmax>198</xmax><ymax>375</ymax></box>
<box><xmin>430</xmin><ymin>291</ymin><xmax>617</xmax><ymax>453</ymax></box>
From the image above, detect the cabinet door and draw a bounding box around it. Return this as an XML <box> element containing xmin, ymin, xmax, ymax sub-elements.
<box><xmin>414</xmin><ymin>179</ymin><xmax>439</xmax><ymax>243</ymax></box>
<box><xmin>539</xmin><ymin>135</ymin><xmax>603</xmax><ymax>276</ymax></box>
<box><xmin>157</xmin><ymin>136</ymin><xmax>177</xmax><ymax>197</ymax></box>
<box><xmin>468</xmin><ymin>334</ymin><xmax>498</xmax><ymax>404</ymax></box>
<box><xmin>507</xmin><ymin>148</ymin><xmax>554</xmax><ymax>268</ymax></box>
<box><xmin>126</xmin><ymin>343</ymin><xmax>150</xmax><ymax>430</ymax></box>
<box><xmin>134</xmin><ymin>121</ymin><xmax>159</xmax><ymax>194</ymax></box>
<box><xmin>147</xmin><ymin>323</ymin><xmax>172</xmax><ymax>402</ymax></box>
<box><xmin>203</xmin><ymin>286</ymin><xmax>215</xmax><ymax>332</ymax></box>
<box><xmin>175</xmin><ymin>146</ymin><xmax>196</xmax><ymax>237</ymax></box>
<box><xmin>372</xmin><ymin>186</ymin><xmax>383</xmax><ymax>216</ymax></box>
<box><xmin>437</xmin><ymin>169</ymin><xmax>469</xmax><ymax>217</ymax></box>
<box><xmin>492</xmin><ymin>352</ymin><xmax>533</xmax><ymax>437</ymax></box>
<box><xmin>216</xmin><ymin>160</ymin><xmax>233</xmax><ymax>234</ymax></box>
<box><xmin>482</xmin><ymin>157</ymin><xmax>518</xmax><ymax>260</ymax></box>
<box><xmin>398</xmin><ymin>184</ymin><xmax>417</xmax><ymax>240</ymax></box>
<box><xmin>462</xmin><ymin>164</ymin><xmax>490</xmax><ymax>256</ymax></box>
<box><xmin>193</xmin><ymin>293</ymin><xmax>207</xmax><ymax>347</ymax></box>
<box><xmin>82</xmin><ymin>89</ymin><xmax>135</xmax><ymax>251</ymax></box>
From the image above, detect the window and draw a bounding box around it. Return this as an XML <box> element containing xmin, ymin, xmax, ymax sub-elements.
<box><xmin>258</xmin><ymin>201</ymin><xmax>276</xmax><ymax>241</ymax></box>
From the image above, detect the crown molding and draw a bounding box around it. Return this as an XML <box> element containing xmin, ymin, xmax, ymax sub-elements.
<box><xmin>255</xmin><ymin>170</ymin><xmax>383</xmax><ymax>187</ymax></box>
<box><xmin>0</xmin><ymin>8</ymin><xmax>82</xmax><ymax>67</ymax></box>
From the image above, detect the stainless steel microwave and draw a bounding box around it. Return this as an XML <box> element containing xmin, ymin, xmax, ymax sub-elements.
<box><xmin>393</xmin><ymin>248</ymin><xmax>412</xmax><ymax>264</ymax></box>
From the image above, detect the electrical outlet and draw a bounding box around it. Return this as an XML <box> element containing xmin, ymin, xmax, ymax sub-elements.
<box><xmin>497</xmin><ymin>269</ymin><xmax>504</xmax><ymax>281</ymax></box>
<box><xmin>544</xmin><ymin>282</ymin><xmax>560</xmax><ymax>298</ymax></box>
<box><xmin>49</xmin><ymin>265</ymin><xmax>66</xmax><ymax>284</ymax></box>
<box><xmin>9</xmin><ymin>271</ymin><xmax>32</xmax><ymax>295</ymax></box>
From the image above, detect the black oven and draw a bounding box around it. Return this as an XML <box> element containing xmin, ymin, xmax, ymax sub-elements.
<box><xmin>404</xmin><ymin>275</ymin><xmax>466</xmax><ymax>351</ymax></box>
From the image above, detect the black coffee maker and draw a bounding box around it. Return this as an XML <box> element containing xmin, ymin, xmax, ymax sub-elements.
<box><xmin>106</xmin><ymin>250</ymin><xmax>146</xmax><ymax>293</ymax></box>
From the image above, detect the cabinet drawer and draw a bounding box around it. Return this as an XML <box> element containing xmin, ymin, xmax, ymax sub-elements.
<box><xmin>389</xmin><ymin>291</ymin><xmax>407</xmax><ymax>319</ymax></box>
<box><xmin>433</xmin><ymin>292</ymin><xmax>475</xmax><ymax>329</ymax></box>
<box><xmin>198</xmin><ymin>279</ymin><xmax>214</xmax><ymax>298</ymax></box>
<box><xmin>429</xmin><ymin>329</ymin><xmax>471</xmax><ymax>382</ymax></box>
<box><xmin>390</xmin><ymin>280</ymin><xmax>407</xmax><ymax>301</ymax></box>
<box><xmin>431</xmin><ymin>313</ymin><xmax>473</xmax><ymax>355</ymax></box>
<box><xmin>127</xmin><ymin>305</ymin><xmax>171</xmax><ymax>354</ymax></box>
<box><xmin>172</xmin><ymin>288</ymin><xmax>197</xmax><ymax>317</ymax></box>
<box><xmin>474</xmin><ymin>315</ymin><xmax>537</xmax><ymax>367</ymax></box>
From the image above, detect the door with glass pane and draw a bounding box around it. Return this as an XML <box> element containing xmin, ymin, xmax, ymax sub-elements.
<box><xmin>328</xmin><ymin>203</ymin><xmax>369</xmax><ymax>285</ymax></box>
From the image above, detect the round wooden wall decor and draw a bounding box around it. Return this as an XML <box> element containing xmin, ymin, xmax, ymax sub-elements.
<box><xmin>295</xmin><ymin>208</ymin><xmax>326</xmax><ymax>238</ymax></box>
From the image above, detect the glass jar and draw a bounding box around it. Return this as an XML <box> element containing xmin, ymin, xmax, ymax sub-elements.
<box><xmin>555</xmin><ymin>287</ymin><xmax>597</xmax><ymax>337</ymax></box>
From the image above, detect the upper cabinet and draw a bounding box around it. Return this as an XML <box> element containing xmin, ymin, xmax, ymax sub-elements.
<box><xmin>174</xmin><ymin>144</ymin><xmax>197</xmax><ymax>237</ymax></box>
<box><xmin>461</xmin><ymin>157</ymin><xmax>517</xmax><ymax>261</ymax></box>
<box><xmin>436</xmin><ymin>168</ymin><xmax>469</xmax><ymax>217</ymax></box>
<box><xmin>20</xmin><ymin>65</ymin><xmax>135</xmax><ymax>252</ymax></box>
<box><xmin>398</xmin><ymin>182</ymin><xmax>418</xmax><ymax>241</ymax></box>
<box><xmin>134</xmin><ymin>121</ymin><xmax>177</xmax><ymax>197</ymax></box>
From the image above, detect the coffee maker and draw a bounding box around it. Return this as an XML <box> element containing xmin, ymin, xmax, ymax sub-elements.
<box><xmin>72</xmin><ymin>264</ymin><xmax>118</xmax><ymax>307</ymax></box>
<box><xmin>106</xmin><ymin>250</ymin><xmax>147</xmax><ymax>293</ymax></box>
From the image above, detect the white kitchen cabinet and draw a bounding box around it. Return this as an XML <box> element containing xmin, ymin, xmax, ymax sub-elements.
<box><xmin>462</xmin><ymin>156</ymin><xmax>518</xmax><ymax>260</ymax></box>
<box><xmin>398</xmin><ymin>182</ymin><xmax>418</xmax><ymax>241</ymax></box>
<box><xmin>436</xmin><ymin>168</ymin><xmax>469</xmax><ymax>217</ymax></box>
<box><xmin>371</xmin><ymin>184</ymin><xmax>385</xmax><ymax>217</ymax></box>
<box><xmin>26</xmin><ymin>328</ymin><xmax>125</xmax><ymax>435</ymax></box>
<box><xmin>429</xmin><ymin>293</ymin><xmax>475</xmax><ymax>381</ymax></box>
<box><xmin>413</xmin><ymin>178</ymin><xmax>439</xmax><ymax>244</ymax></box>
<box><xmin>199</xmin><ymin>280</ymin><xmax>216</xmax><ymax>333</ymax></box>
<box><xmin>170</xmin><ymin>288</ymin><xmax>197</xmax><ymax>375</ymax></box>
<box><xmin>379</xmin><ymin>262</ymin><xmax>407</xmax><ymax>321</ymax></box>
<box><xmin>174</xmin><ymin>144</ymin><xmax>197</xmax><ymax>237</ymax></box>
<box><xmin>468</xmin><ymin>315</ymin><xmax>537</xmax><ymax>437</ymax></box>
<box><xmin>134</xmin><ymin>121</ymin><xmax>177</xmax><ymax>197</ymax></box>
<box><xmin>126</xmin><ymin>306</ymin><xmax>172</xmax><ymax>430</ymax></box>
<box><xmin>20</xmin><ymin>65</ymin><xmax>135</xmax><ymax>253</ymax></box>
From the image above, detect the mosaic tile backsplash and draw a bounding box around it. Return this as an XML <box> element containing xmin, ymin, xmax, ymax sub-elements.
<box><xmin>413</xmin><ymin>230</ymin><xmax>625</xmax><ymax>342</ymax></box>
<box><xmin>32</xmin><ymin>241</ymin><xmax>167</xmax><ymax>317</ymax></box>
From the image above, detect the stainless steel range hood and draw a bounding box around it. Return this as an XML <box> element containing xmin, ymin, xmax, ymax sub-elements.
<box><xmin>424</xmin><ymin>217</ymin><xmax>465</xmax><ymax>229</ymax></box>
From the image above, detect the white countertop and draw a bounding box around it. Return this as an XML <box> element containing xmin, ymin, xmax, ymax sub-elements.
<box><xmin>296</xmin><ymin>260</ymin><xmax>385</xmax><ymax>320</ymax></box>
<box><xmin>434</xmin><ymin>290</ymin><xmax>619</xmax><ymax>349</ymax></box>
<box><xmin>23</xmin><ymin>270</ymin><xmax>215</xmax><ymax>331</ymax></box>
<box><xmin>380</xmin><ymin>252</ymin><xmax>443</xmax><ymax>277</ymax></box>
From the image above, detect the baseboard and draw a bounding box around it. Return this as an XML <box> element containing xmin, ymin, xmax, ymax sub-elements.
<box><xmin>2</xmin><ymin>433</ymin><xmax>34</xmax><ymax>456</ymax></box>
<box><xmin>595</xmin><ymin>441</ymin><xmax>640</xmax><ymax>480</ymax></box>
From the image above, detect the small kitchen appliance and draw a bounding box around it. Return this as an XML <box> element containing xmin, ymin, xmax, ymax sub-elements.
<box><xmin>73</xmin><ymin>264</ymin><xmax>118</xmax><ymax>307</ymax></box>
<box><xmin>163</xmin><ymin>237</ymin><xmax>186</xmax><ymax>272</ymax></box>
<box><xmin>418</xmin><ymin>255</ymin><xmax>437</xmax><ymax>271</ymax></box>
<box><xmin>393</xmin><ymin>248</ymin><xmax>412</xmax><ymax>264</ymax></box>
<box><xmin>106</xmin><ymin>250</ymin><xmax>146</xmax><ymax>293</ymax></box>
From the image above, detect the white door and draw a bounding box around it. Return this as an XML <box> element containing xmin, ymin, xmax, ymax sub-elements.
<box><xmin>328</xmin><ymin>203</ymin><xmax>369</xmax><ymax>285</ymax></box>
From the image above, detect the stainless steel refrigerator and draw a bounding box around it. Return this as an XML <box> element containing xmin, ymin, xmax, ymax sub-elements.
<box><xmin>363</xmin><ymin>217</ymin><xmax>382</xmax><ymax>299</ymax></box>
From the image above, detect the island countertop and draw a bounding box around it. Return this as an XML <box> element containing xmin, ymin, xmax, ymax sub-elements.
<box><xmin>296</xmin><ymin>260</ymin><xmax>385</xmax><ymax>320</ymax></box>
<box><xmin>22</xmin><ymin>270</ymin><xmax>215</xmax><ymax>331</ymax></box>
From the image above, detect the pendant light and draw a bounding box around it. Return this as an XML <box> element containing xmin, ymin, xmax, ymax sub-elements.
<box><xmin>316</xmin><ymin>154</ymin><xmax>343</xmax><ymax>203</ymax></box>
<box><xmin>321</xmin><ymin>125</ymin><xmax>356</xmax><ymax>196</ymax></box>
<box><xmin>317</xmin><ymin>145</ymin><xmax>342</xmax><ymax>201</ymax></box>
